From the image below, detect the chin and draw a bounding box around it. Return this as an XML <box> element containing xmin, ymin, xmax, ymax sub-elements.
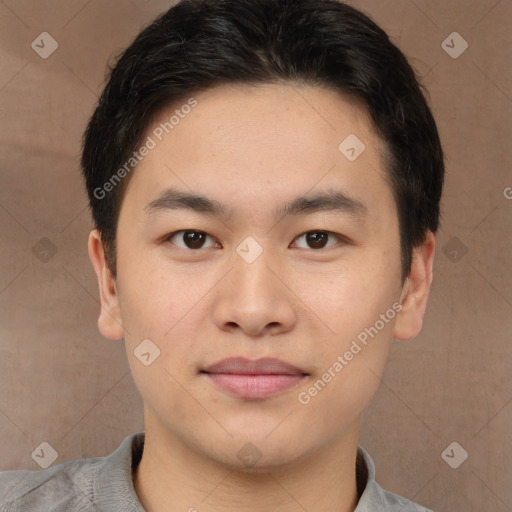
<box><xmin>217</xmin><ymin>444</ymin><xmax>306</xmax><ymax>474</ymax></box>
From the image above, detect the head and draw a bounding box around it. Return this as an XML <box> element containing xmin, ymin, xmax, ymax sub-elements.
<box><xmin>83</xmin><ymin>0</ymin><xmax>444</xmax><ymax>470</ymax></box>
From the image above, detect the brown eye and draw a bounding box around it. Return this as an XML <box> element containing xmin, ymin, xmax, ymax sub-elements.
<box><xmin>166</xmin><ymin>230</ymin><xmax>218</xmax><ymax>250</ymax></box>
<box><xmin>306</xmin><ymin>232</ymin><xmax>328</xmax><ymax>249</ymax></box>
<box><xmin>293</xmin><ymin>231</ymin><xmax>342</xmax><ymax>250</ymax></box>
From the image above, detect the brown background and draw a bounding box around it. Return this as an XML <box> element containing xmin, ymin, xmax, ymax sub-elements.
<box><xmin>0</xmin><ymin>1</ymin><xmax>511</xmax><ymax>510</ymax></box>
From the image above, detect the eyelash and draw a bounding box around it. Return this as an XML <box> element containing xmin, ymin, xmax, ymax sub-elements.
<box><xmin>162</xmin><ymin>230</ymin><xmax>349</xmax><ymax>251</ymax></box>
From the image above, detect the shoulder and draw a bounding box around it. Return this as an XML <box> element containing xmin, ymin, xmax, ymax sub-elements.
<box><xmin>0</xmin><ymin>455</ymin><xmax>105</xmax><ymax>512</ymax></box>
<box><xmin>0</xmin><ymin>432</ymin><xmax>144</xmax><ymax>512</ymax></box>
<box><xmin>380</xmin><ymin>487</ymin><xmax>434</xmax><ymax>511</ymax></box>
<box><xmin>356</xmin><ymin>445</ymin><xmax>434</xmax><ymax>512</ymax></box>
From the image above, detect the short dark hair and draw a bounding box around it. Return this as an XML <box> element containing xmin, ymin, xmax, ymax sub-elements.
<box><xmin>81</xmin><ymin>0</ymin><xmax>444</xmax><ymax>282</ymax></box>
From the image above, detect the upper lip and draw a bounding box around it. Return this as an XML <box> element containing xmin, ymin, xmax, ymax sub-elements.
<box><xmin>202</xmin><ymin>357</ymin><xmax>308</xmax><ymax>375</ymax></box>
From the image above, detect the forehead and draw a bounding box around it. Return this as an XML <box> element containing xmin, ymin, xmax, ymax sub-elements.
<box><xmin>121</xmin><ymin>82</ymin><xmax>394</xmax><ymax>223</ymax></box>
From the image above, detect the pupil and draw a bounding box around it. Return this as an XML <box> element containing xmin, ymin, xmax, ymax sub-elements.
<box><xmin>307</xmin><ymin>232</ymin><xmax>327</xmax><ymax>249</ymax></box>
<box><xmin>185</xmin><ymin>231</ymin><xmax>204</xmax><ymax>249</ymax></box>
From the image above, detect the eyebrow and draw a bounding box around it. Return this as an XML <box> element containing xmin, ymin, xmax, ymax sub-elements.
<box><xmin>144</xmin><ymin>187</ymin><xmax>369</xmax><ymax>221</ymax></box>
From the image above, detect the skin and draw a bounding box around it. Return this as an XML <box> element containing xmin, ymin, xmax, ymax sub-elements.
<box><xmin>88</xmin><ymin>83</ymin><xmax>435</xmax><ymax>512</ymax></box>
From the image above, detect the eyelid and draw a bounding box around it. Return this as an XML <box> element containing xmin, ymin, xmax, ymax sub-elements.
<box><xmin>163</xmin><ymin>229</ymin><xmax>349</xmax><ymax>251</ymax></box>
<box><xmin>163</xmin><ymin>230</ymin><xmax>219</xmax><ymax>250</ymax></box>
<box><xmin>291</xmin><ymin>231</ymin><xmax>347</xmax><ymax>250</ymax></box>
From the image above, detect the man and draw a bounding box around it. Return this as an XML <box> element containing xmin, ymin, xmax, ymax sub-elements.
<box><xmin>0</xmin><ymin>0</ymin><xmax>443</xmax><ymax>510</ymax></box>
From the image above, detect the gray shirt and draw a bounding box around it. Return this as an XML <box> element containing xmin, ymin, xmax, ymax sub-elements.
<box><xmin>0</xmin><ymin>433</ymin><xmax>432</xmax><ymax>511</ymax></box>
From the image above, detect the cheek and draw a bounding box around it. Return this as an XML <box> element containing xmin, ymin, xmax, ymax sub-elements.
<box><xmin>116</xmin><ymin>244</ymin><xmax>200</xmax><ymax>336</ymax></box>
<box><xmin>291</xmin><ymin>258</ymin><xmax>398</xmax><ymax>401</ymax></box>
<box><xmin>116</xmin><ymin>262</ymin><xmax>204</xmax><ymax>425</ymax></box>
<box><xmin>295</xmin><ymin>259</ymin><xmax>398</xmax><ymax>342</ymax></box>
<box><xmin>116</xmin><ymin>254</ymin><xmax>214</xmax><ymax>382</ymax></box>
<box><xmin>295</xmin><ymin>293</ymin><xmax>395</xmax><ymax>437</ymax></box>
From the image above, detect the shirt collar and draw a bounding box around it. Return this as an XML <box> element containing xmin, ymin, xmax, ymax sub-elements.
<box><xmin>94</xmin><ymin>432</ymin><xmax>145</xmax><ymax>512</ymax></box>
<box><xmin>94</xmin><ymin>432</ymin><xmax>393</xmax><ymax>511</ymax></box>
<box><xmin>355</xmin><ymin>445</ymin><xmax>396</xmax><ymax>511</ymax></box>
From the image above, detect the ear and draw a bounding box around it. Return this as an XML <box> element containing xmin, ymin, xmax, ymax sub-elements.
<box><xmin>393</xmin><ymin>231</ymin><xmax>436</xmax><ymax>341</ymax></box>
<box><xmin>87</xmin><ymin>229</ymin><xmax>124</xmax><ymax>340</ymax></box>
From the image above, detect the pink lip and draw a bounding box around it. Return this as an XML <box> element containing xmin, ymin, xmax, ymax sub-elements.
<box><xmin>201</xmin><ymin>357</ymin><xmax>308</xmax><ymax>399</ymax></box>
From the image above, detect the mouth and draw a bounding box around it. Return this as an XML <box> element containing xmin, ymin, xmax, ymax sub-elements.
<box><xmin>200</xmin><ymin>357</ymin><xmax>309</xmax><ymax>399</ymax></box>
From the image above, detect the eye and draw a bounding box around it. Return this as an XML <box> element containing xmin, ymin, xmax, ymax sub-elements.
<box><xmin>164</xmin><ymin>230</ymin><xmax>221</xmax><ymax>250</ymax></box>
<box><xmin>163</xmin><ymin>229</ymin><xmax>347</xmax><ymax>252</ymax></box>
<box><xmin>291</xmin><ymin>231</ymin><xmax>345</xmax><ymax>250</ymax></box>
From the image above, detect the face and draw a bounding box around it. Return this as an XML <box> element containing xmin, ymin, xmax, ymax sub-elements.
<box><xmin>90</xmin><ymin>83</ymin><xmax>432</xmax><ymax>471</ymax></box>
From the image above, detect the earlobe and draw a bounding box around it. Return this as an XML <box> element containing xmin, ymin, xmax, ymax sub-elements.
<box><xmin>393</xmin><ymin>231</ymin><xmax>436</xmax><ymax>341</ymax></box>
<box><xmin>87</xmin><ymin>230</ymin><xmax>124</xmax><ymax>340</ymax></box>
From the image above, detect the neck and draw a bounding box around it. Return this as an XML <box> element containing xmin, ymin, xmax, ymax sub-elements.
<box><xmin>133</xmin><ymin>416</ymin><xmax>361</xmax><ymax>512</ymax></box>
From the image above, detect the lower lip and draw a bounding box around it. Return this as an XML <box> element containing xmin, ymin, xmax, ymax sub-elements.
<box><xmin>204</xmin><ymin>373</ymin><xmax>306</xmax><ymax>399</ymax></box>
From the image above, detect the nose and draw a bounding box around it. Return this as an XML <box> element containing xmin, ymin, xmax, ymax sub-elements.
<box><xmin>211</xmin><ymin>250</ymin><xmax>297</xmax><ymax>338</ymax></box>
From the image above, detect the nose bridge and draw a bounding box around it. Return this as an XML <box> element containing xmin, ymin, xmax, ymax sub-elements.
<box><xmin>230</xmin><ymin>240</ymin><xmax>281</xmax><ymax>302</ymax></box>
<box><xmin>211</xmin><ymin>240</ymin><xmax>297</xmax><ymax>335</ymax></box>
